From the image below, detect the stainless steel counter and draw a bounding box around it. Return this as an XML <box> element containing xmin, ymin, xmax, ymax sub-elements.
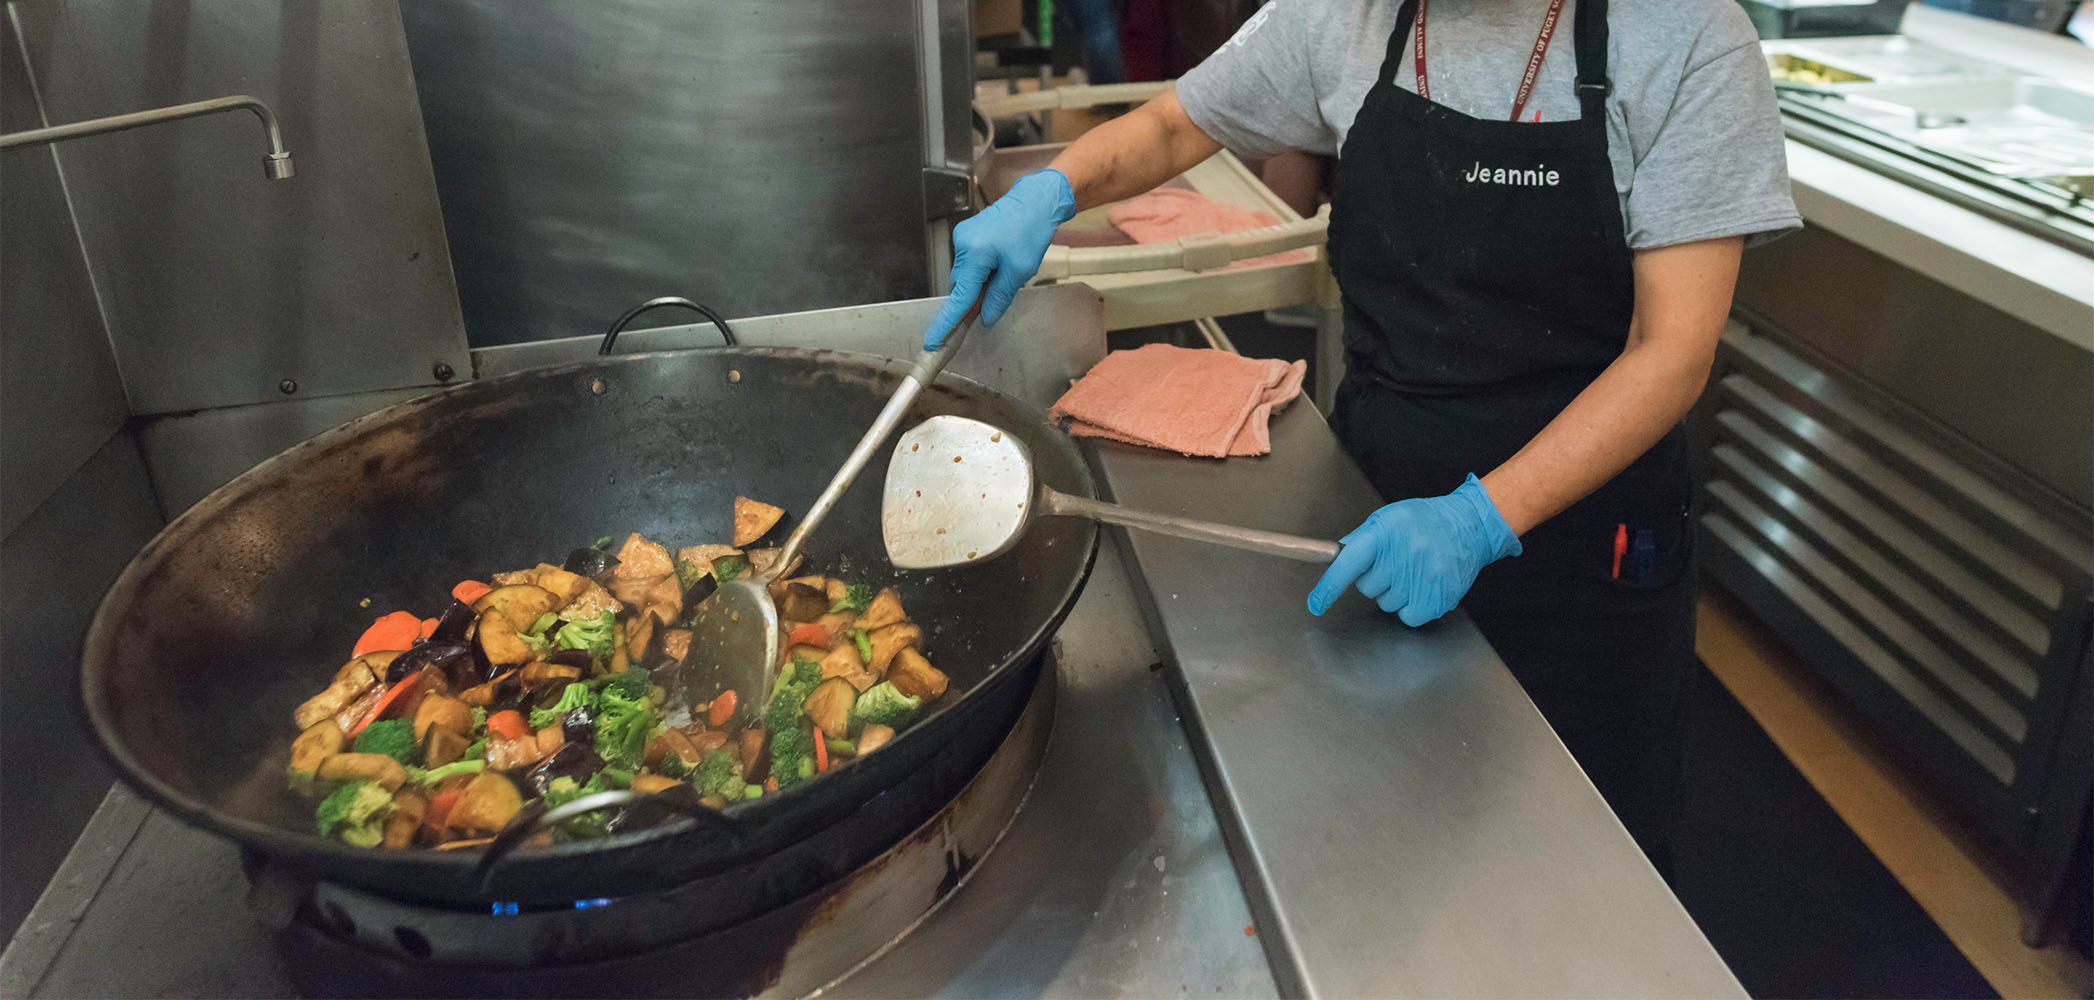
<box><xmin>2</xmin><ymin>289</ymin><xmax>1739</xmax><ymax>997</ymax></box>
<box><xmin>1094</xmin><ymin>405</ymin><xmax>1743</xmax><ymax>998</ymax></box>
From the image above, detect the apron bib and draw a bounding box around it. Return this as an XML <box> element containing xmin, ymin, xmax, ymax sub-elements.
<box><xmin>1325</xmin><ymin>0</ymin><xmax>1693</xmax><ymax>863</ymax></box>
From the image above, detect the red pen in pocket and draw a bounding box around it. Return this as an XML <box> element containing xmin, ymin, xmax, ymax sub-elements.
<box><xmin>1611</xmin><ymin>523</ymin><xmax>1627</xmax><ymax>579</ymax></box>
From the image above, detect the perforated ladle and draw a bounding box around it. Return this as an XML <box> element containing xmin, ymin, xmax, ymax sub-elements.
<box><xmin>882</xmin><ymin>414</ymin><xmax>1341</xmax><ymax>570</ymax></box>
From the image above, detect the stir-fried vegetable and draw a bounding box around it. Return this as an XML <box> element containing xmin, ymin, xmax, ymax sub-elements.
<box><xmin>287</xmin><ymin>513</ymin><xmax>950</xmax><ymax>851</ymax></box>
<box><xmin>316</xmin><ymin>781</ymin><xmax>393</xmax><ymax>846</ymax></box>
<box><xmin>352</xmin><ymin>718</ymin><xmax>418</xmax><ymax>765</ymax></box>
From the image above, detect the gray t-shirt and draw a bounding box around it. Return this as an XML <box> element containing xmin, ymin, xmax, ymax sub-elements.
<box><xmin>1177</xmin><ymin>0</ymin><xmax>1802</xmax><ymax>249</ymax></box>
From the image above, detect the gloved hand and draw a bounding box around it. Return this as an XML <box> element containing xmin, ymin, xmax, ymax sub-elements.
<box><xmin>1306</xmin><ymin>474</ymin><xmax>1523</xmax><ymax>625</ymax></box>
<box><xmin>923</xmin><ymin>169</ymin><xmax>1077</xmax><ymax>349</ymax></box>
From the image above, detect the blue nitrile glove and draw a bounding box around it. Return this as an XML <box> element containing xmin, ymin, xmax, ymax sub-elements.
<box><xmin>1306</xmin><ymin>475</ymin><xmax>1523</xmax><ymax>625</ymax></box>
<box><xmin>923</xmin><ymin>169</ymin><xmax>1078</xmax><ymax>349</ymax></box>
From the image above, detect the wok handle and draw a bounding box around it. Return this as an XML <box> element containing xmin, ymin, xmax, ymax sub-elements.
<box><xmin>769</xmin><ymin>297</ymin><xmax>982</xmax><ymax>579</ymax></box>
<box><xmin>1040</xmin><ymin>486</ymin><xmax>1341</xmax><ymax>564</ymax></box>
<box><xmin>471</xmin><ymin>789</ymin><xmax>742</xmax><ymax>896</ymax></box>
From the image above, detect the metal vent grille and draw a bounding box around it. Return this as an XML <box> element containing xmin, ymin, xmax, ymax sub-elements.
<box><xmin>1695</xmin><ymin>323</ymin><xmax>2091</xmax><ymax>849</ymax></box>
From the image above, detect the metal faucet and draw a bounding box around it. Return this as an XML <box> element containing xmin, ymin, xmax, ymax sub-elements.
<box><xmin>0</xmin><ymin>94</ymin><xmax>294</xmax><ymax>179</ymax></box>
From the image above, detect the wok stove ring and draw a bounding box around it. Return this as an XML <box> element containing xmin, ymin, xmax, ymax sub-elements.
<box><xmin>260</xmin><ymin>654</ymin><xmax>1057</xmax><ymax>998</ymax></box>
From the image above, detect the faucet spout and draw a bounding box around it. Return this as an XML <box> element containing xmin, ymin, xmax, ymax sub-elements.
<box><xmin>0</xmin><ymin>94</ymin><xmax>294</xmax><ymax>180</ymax></box>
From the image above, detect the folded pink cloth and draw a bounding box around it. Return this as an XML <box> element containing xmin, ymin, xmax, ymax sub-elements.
<box><xmin>1050</xmin><ymin>344</ymin><xmax>1307</xmax><ymax>458</ymax></box>
<box><xmin>1105</xmin><ymin>187</ymin><xmax>1318</xmax><ymax>271</ymax></box>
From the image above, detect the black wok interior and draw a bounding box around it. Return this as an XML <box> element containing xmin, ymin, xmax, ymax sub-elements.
<box><xmin>80</xmin><ymin>349</ymin><xmax>1095</xmax><ymax>904</ymax></box>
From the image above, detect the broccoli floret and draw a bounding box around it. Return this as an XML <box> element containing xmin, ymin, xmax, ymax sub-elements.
<box><xmin>352</xmin><ymin>718</ymin><xmax>417</xmax><ymax>765</ymax></box>
<box><xmin>529</xmin><ymin>681</ymin><xmax>597</xmax><ymax>732</ymax></box>
<box><xmin>555</xmin><ymin>610</ymin><xmax>619</xmax><ymax>666</ymax></box>
<box><xmin>712</xmin><ymin>557</ymin><xmax>747</xmax><ymax>583</ymax></box>
<box><xmin>592</xmin><ymin>678</ymin><xmax>658</xmax><ymax>770</ymax></box>
<box><xmin>830</xmin><ymin>582</ymin><xmax>877</xmax><ymax>614</ymax></box>
<box><xmin>692</xmin><ymin>749</ymin><xmax>744</xmax><ymax>800</ymax></box>
<box><xmin>406</xmin><ymin>759</ymin><xmax>486</xmax><ymax>785</ymax></box>
<box><xmin>654</xmin><ymin>752</ymin><xmax>688</xmax><ymax>780</ymax></box>
<box><xmin>315</xmin><ymin>781</ymin><xmax>393</xmax><ymax>847</ymax></box>
<box><xmin>763</xmin><ymin>660</ymin><xmax>826</xmax><ymax>789</ymax></box>
<box><xmin>851</xmin><ymin>628</ymin><xmax>873</xmax><ymax>664</ymax></box>
<box><xmin>541</xmin><ymin>775</ymin><xmax>609</xmax><ymax>842</ymax></box>
<box><xmin>470</xmin><ymin>707</ymin><xmax>488</xmax><ymax>734</ymax></box>
<box><xmin>850</xmin><ymin>682</ymin><xmax>923</xmax><ymax>735</ymax></box>
<box><xmin>598</xmin><ymin>668</ymin><xmax>653</xmax><ymax>702</ymax></box>
<box><xmin>526</xmin><ymin>611</ymin><xmax>559</xmax><ymax>635</ymax></box>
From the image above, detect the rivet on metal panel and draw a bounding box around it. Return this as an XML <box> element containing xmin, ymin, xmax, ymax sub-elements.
<box><xmin>432</xmin><ymin>361</ymin><xmax>454</xmax><ymax>382</ymax></box>
<box><xmin>589</xmin><ymin>378</ymin><xmax>606</xmax><ymax>396</ymax></box>
<box><xmin>278</xmin><ymin>379</ymin><xmax>298</xmax><ymax>395</ymax></box>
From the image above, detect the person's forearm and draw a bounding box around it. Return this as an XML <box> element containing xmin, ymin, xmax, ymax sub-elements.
<box><xmin>1047</xmin><ymin>90</ymin><xmax>1222</xmax><ymax>211</ymax></box>
<box><xmin>1478</xmin><ymin>237</ymin><xmax>1742</xmax><ymax>535</ymax></box>
<box><xmin>1478</xmin><ymin>339</ymin><xmax>1711</xmax><ymax>535</ymax></box>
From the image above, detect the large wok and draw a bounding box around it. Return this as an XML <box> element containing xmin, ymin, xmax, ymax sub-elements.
<box><xmin>80</xmin><ymin>348</ymin><xmax>1096</xmax><ymax>907</ymax></box>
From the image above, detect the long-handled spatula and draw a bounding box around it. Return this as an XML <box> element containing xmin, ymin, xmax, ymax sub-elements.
<box><xmin>683</xmin><ymin>305</ymin><xmax>980</xmax><ymax>720</ymax></box>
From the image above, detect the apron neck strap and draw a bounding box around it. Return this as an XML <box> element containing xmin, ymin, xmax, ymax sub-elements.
<box><xmin>1572</xmin><ymin>0</ymin><xmax>1611</xmax><ymax>119</ymax></box>
<box><xmin>1377</xmin><ymin>0</ymin><xmax>1612</xmax><ymax>122</ymax></box>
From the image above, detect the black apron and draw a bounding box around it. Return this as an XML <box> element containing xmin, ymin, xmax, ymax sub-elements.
<box><xmin>1326</xmin><ymin>0</ymin><xmax>1693</xmax><ymax>865</ymax></box>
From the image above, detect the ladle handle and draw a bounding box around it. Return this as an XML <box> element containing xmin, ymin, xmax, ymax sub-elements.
<box><xmin>1041</xmin><ymin>487</ymin><xmax>1341</xmax><ymax>564</ymax></box>
<box><xmin>769</xmin><ymin>298</ymin><xmax>982</xmax><ymax>579</ymax></box>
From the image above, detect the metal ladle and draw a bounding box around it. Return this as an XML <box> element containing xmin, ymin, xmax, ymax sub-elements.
<box><xmin>882</xmin><ymin>414</ymin><xmax>1341</xmax><ymax>570</ymax></box>
<box><xmin>681</xmin><ymin>305</ymin><xmax>980</xmax><ymax>718</ymax></box>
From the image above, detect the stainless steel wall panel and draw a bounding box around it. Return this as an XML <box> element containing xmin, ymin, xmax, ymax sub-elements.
<box><xmin>399</xmin><ymin>0</ymin><xmax>936</xmax><ymax>347</ymax></box>
<box><xmin>0</xmin><ymin>7</ymin><xmax>125</xmax><ymax>535</ymax></box>
<box><xmin>133</xmin><ymin>385</ymin><xmax>434</xmax><ymax>515</ymax></box>
<box><xmin>0</xmin><ymin>429</ymin><xmax>162</xmax><ymax>941</ymax></box>
<box><xmin>9</xmin><ymin>0</ymin><xmax>469</xmax><ymax>414</ymax></box>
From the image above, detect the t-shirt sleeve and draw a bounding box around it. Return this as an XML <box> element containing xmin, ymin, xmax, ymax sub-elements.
<box><xmin>1175</xmin><ymin>0</ymin><xmax>1337</xmax><ymax>158</ymax></box>
<box><xmin>1623</xmin><ymin>27</ymin><xmax>1801</xmax><ymax>250</ymax></box>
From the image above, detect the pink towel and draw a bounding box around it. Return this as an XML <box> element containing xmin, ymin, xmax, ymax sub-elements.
<box><xmin>1050</xmin><ymin>344</ymin><xmax>1306</xmax><ymax>458</ymax></box>
<box><xmin>1105</xmin><ymin>187</ymin><xmax>1318</xmax><ymax>271</ymax></box>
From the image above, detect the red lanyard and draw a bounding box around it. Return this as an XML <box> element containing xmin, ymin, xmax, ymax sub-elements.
<box><xmin>1413</xmin><ymin>0</ymin><xmax>1569</xmax><ymax>122</ymax></box>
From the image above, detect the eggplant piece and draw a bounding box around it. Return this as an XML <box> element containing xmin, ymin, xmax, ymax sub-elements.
<box><xmin>856</xmin><ymin>587</ymin><xmax>908</xmax><ymax>632</ymax></box>
<box><xmin>776</xmin><ymin>582</ymin><xmax>831</xmax><ymax>623</ymax></box>
<box><xmin>547</xmin><ymin>648</ymin><xmax>595</xmax><ymax>672</ymax></box>
<box><xmin>733</xmin><ymin>497</ymin><xmax>788</xmax><ymax>548</ymax></box>
<box><xmin>630</xmin><ymin>774</ymin><xmax>683</xmax><ymax>795</ymax></box>
<box><xmin>866</xmin><ymin>622</ymin><xmax>923</xmax><ymax>675</ymax></box>
<box><xmin>476</xmin><ymin>609</ymin><xmax>534</xmax><ymax>666</ymax></box>
<box><xmin>561</xmin><ymin>703</ymin><xmax>598</xmax><ymax>744</ymax></box>
<box><xmin>449</xmin><ymin>772</ymin><xmax>525</xmax><ymax>837</ymax></box>
<box><xmin>386</xmin><ymin>641</ymin><xmax>474</xmax><ymax>686</ymax></box>
<box><xmin>524</xmin><ymin>741</ymin><xmax>606</xmax><ymax>797</ymax></box>
<box><xmin>423</xmin><ymin>727</ymin><xmax>469</xmax><ymax>768</ymax></box>
<box><xmin>472</xmin><ymin>584</ymin><xmax>561</xmax><ymax>632</ymax></box>
<box><xmin>519</xmin><ymin>661</ymin><xmax>585</xmax><ymax>688</ymax></box>
<box><xmin>317</xmin><ymin>752</ymin><xmax>408</xmax><ymax>792</ymax></box>
<box><xmin>412</xmin><ymin>694</ymin><xmax>473</xmax><ymax>741</ymax></box>
<box><xmin>888</xmin><ymin>647</ymin><xmax>949</xmax><ymax>700</ymax></box>
<box><xmin>562</xmin><ymin>546</ymin><xmax>620</xmax><ymax>579</ymax></box>
<box><xmin>288</xmin><ymin>720</ymin><xmax>344</xmax><ymax>791</ymax></box>
<box><xmin>803</xmin><ymin>678</ymin><xmax>858</xmax><ymax>741</ymax></box>
<box><xmin>459</xmin><ymin>668</ymin><xmax>522</xmax><ymax>708</ymax></box>
<box><xmin>426</xmin><ymin>601</ymin><xmax>477</xmax><ymax>645</ymax></box>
